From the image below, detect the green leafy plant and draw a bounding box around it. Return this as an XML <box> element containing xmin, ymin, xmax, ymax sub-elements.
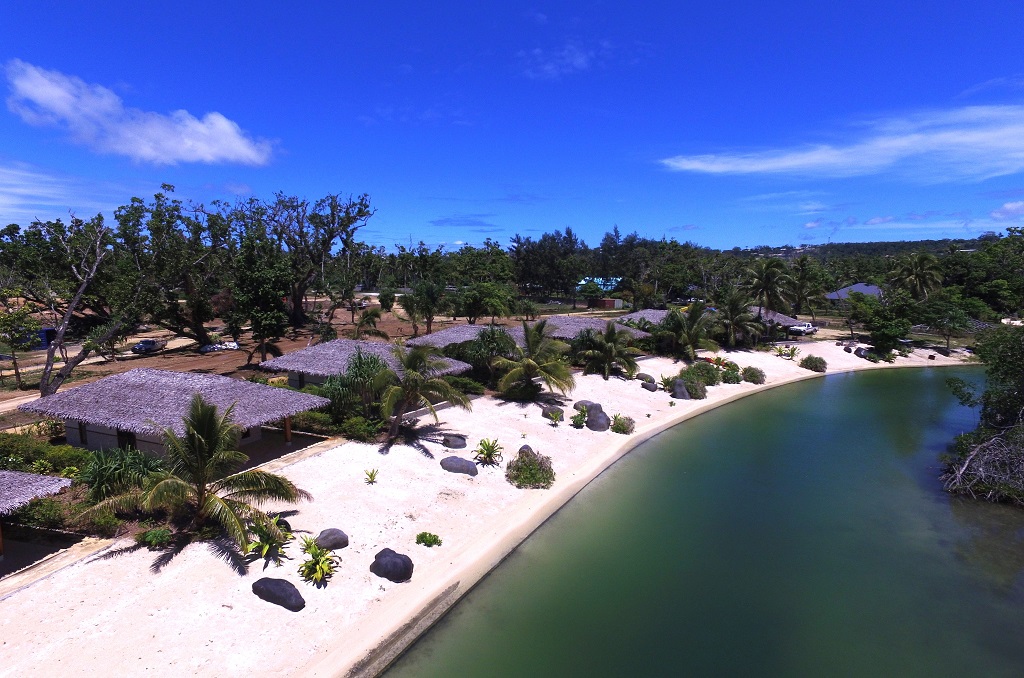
<box><xmin>680</xmin><ymin>376</ymin><xmax>708</xmax><ymax>399</ymax></box>
<box><xmin>548</xmin><ymin>409</ymin><xmax>563</xmax><ymax>427</ymax></box>
<box><xmin>659</xmin><ymin>374</ymin><xmax>676</xmax><ymax>391</ymax></box>
<box><xmin>443</xmin><ymin>375</ymin><xmax>486</xmax><ymax>395</ymax></box>
<box><xmin>59</xmin><ymin>466</ymin><xmax>80</xmax><ymax>479</ymax></box>
<box><xmin>340</xmin><ymin>416</ymin><xmax>383</xmax><ymax>442</ymax></box>
<box><xmin>473</xmin><ymin>438</ymin><xmax>504</xmax><ymax>466</ymax></box>
<box><xmin>11</xmin><ymin>497</ymin><xmax>65</xmax><ymax>529</ymax></box>
<box><xmin>79</xmin><ymin>447</ymin><xmax>165</xmax><ymax>503</ymax></box>
<box><xmin>786</xmin><ymin>346</ymin><xmax>801</xmax><ymax>360</ymax></box>
<box><xmin>799</xmin><ymin>355</ymin><xmax>827</xmax><ymax>373</ymax></box>
<box><xmin>289</xmin><ymin>410</ymin><xmax>342</xmax><ymax>436</ymax></box>
<box><xmin>298</xmin><ymin>536</ymin><xmax>339</xmax><ymax>585</ymax></box>
<box><xmin>364</xmin><ymin>468</ymin><xmax>379</xmax><ymax>484</ymax></box>
<box><xmin>415</xmin><ymin>531</ymin><xmax>443</xmax><ymax>547</ymax></box>
<box><xmin>247</xmin><ymin>515</ymin><xmax>293</xmax><ymax>563</ymax></box>
<box><xmin>682</xmin><ymin>361</ymin><xmax>721</xmax><ymax>386</ymax></box>
<box><xmin>135</xmin><ymin>527</ymin><xmax>173</xmax><ymax>549</ymax></box>
<box><xmin>31</xmin><ymin>459</ymin><xmax>54</xmax><ymax>475</ymax></box>
<box><xmin>610</xmin><ymin>414</ymin><xmax>635</xmax><ymax>435</ymax></box>
<box><xmin>741</xmin><ymin>366</ymin><xmax>766</xmax><ymax>384</ymax></box>
<box><xmin>722</xmin><ymin>369</ymin><xmax>742</xmax><ymax>384</ymax></box>
<box><xmin>505</xmin><ymin>446</ymin><xmax>556</xmax><ymax>489</ymax></box>
<box><xmin>570</xmin><ymin>410</ymin><xmax>587</xmax><ymax>428</ymax></box>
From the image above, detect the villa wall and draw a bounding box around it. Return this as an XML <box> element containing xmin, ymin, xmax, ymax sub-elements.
<box><xmin>287</xmin><ymin>371</ymin><xmax>327</xmax><ymax>389</ymax></box>
<box><xmin>64</xmin><ymin>420</ymin><xmax>261</xmax><ymax>455</ymax></box>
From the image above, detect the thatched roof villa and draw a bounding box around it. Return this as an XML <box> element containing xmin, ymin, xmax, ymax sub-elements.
<box><xmin>260</xmin><ymin>339</ymin><xmax>472</xmax><ymax>388</ymax></box>
<box><xmin>620</xmin><ymin>307</ymin><xmax>801</xmax><ymax>328</ymax></box>
<box><xmin>619</xmin><ymin>309</ymin><xmax>669</xmax><ymax>324</ymax></box>
<box><xmin>0</xmin><ymin>470</ymin><xmax>73</xmax><ymax>562</ymax></box>
<box><xmin>18</xmin><ymin>368</ymin><xmax>329</xmax><ymax>454</ymax></box>
<box><xmin>406</xmin><ymin>317</ymin><xmax>649</xmax><ymax>352</ymax></box>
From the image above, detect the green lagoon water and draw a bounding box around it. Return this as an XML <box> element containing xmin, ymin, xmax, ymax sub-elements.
<box><xmin>386</xmin><ymin>366</ymin><xmax>1024</xmax><ymax>677</ymax></box>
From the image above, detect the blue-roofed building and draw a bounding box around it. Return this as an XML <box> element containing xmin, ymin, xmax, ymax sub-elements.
<box><xmin>826</xmin><ymin>283</ymin><xmax>883</xmax><ymax>301</ymax></box>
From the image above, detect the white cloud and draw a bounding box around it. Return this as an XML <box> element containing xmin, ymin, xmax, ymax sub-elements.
<box><xmin>803</xmin><ymin>219</ymin><xmax>823</xmax><ymax>229</ymax></box>
<box><xmin>661</xmin><ymin>105</ymin><xmax>1024</xmax><ymax>181</ymax></box>
<box><xmin>0</xmin><ymin>161</ymin><xmax>129</xmax><ymax>225</ymax></box>
<box><xmin>520</xmin><ymin>40</ymin><xmax>610</xmax><ymax>79</ymax></box>
<box><xmin>865</xmin><ymin>216</ymin><xmax>895</xmax><ymax>225</ymax></box>
<box><xmin>4</xmin><ymin>59</ymin><xmax>272</xmax><ymax>166</ymax></box>
<box><xmin>990</xmin><ymin>201</ymin><xmax>1024</xmax><ymax>220</ymax></box>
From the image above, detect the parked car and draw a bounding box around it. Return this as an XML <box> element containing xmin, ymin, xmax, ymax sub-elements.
<box><xmin>787</xmin><ymin>322</ymin><xmax>818</xmax><ymax>336</ymax></box>
<box><xmin>130</xmin><ymin>338</ymin><xmax>167</xmax><ymax>354</ymax></box>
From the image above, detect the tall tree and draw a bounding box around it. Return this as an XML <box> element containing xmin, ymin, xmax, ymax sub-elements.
<box><xmin>380</xmin><ymin>346</ymin><xmax>472</xmax><ymax>440</ymax></box>
<box><xmin>714</xmin><ymin>287</ymin><xmax>762</xmax><ymax>348</ymax></box>
<box><xmin>658</xmin><ymin>302</ymin><xmax>720</xmax><ymax>360</ymax></box>
<box><xmin>890</xmin><ymin>252</ymin><xmax>944</xmax><ymax>301</ymax></box>
<box><xmin>577</xmin><ymin>321</ymin><xmax>643</xmax><ymax>380</ymax></box>
<box><xmin>787</xmin><ymin>254</ymin><xmax>828</xmax><ymax>320</ymax></box>
<box><xmin>0</xmin><ymin>299</ymin><xmax>41</xmax><ymax>389</ymax></box>
<box><xmin>744</xmin><ymin>258</ymin><xmax>793</xmax><ymax>319</ymax></box>
<box><xmin>493</xmin><ymin>320</ymin><xmax>576</xmax><ymax>396</ymax></box>
<box><xmin>266</xmin><ymin>192</ymin><xmax>374</xmax><ymax>326</ymax></box>
<box><xmin>231</xmin><ymin>216</ymin><xmax>291</xmax><ymax>363</ymax></box>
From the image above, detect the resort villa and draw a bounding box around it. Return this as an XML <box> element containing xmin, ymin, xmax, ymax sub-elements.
<box><xmin>17</xmin><ymin>368</ymin><xmax>329</xmax><ymax>455</ymax></box>
<box><xmin>260</xmin><ymin>338</ymin><xmax>472</xmax><ymax>388</ymax></box>
<box><xmin>0</xmin><ymin>470</ymin><xmax>72</xmax><ymax>563</ymax></box>
<box><xmin>619</xmin><ymin>307</ymin><xmax>802</xmax><ymax>329</ymax></box>
<box><xmin>406</xmin><ymin>316</ymin><xmax>649</xmax><ymax>351</ymax></box>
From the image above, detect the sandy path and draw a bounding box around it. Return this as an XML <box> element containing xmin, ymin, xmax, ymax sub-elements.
<box><xmin>0</xmin><ymin>342</ymin><xmax>968</xmax><ymax>678</ymax></box>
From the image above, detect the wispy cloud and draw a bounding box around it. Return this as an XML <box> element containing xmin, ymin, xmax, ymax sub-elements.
<box><xmin>4</xmin><ymin>59</ymin><xmax>272</xmax><ymax>165</ymax></box>
<box><xmin>661</xmin><ymin>105</ymin><xmax>1024</xmax><ymax>181</ymax></box>
<box><xmin>990</xmin><ymin>201</ymin><xmax>1024</xmax><ymax>221</ymax></box>
<box><xmin>0</xmin><ymin>161</ymin><xmax>130</xmax><ymax>225</ymax></box>
<box><xmin>519</xmin><ymin>40</ymin><xmax>611</xmax><ymax>79</ymax></box>
<box><xmin>428</xmin><ymin>213</ymin><xmax>501</xmax><ymax>231</ymax></box>
<box><xmin>864</xmin><ymin>216</ymin><xmax>895</xmax><ymax>225</ymax></box>
<box><xmin>957</xmin><ymin>75</ymin><xmax>1024</xmax><ymax>98</ymax></box>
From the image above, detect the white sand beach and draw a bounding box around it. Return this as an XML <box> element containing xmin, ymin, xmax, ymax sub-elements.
<box><xmin>0</xmin><ymin>342</ymin><xmax>968</xmax><ymax>678</ymax></box>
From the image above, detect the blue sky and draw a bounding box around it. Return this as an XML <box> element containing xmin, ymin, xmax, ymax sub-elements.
<box><xmin>3</xmin><ymin>2</ymin><xmax>1024</xmax><ymax>250</ymax></box>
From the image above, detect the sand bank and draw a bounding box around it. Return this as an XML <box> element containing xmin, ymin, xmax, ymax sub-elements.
<box><xmin>0</xmin><ymin>342</ymin><xmax>968</xmax><ymax>678</ymax></box>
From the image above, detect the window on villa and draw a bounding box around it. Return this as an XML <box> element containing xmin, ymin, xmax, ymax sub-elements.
<box><xmin>117</xmin><ymin>429</ymin><xmax>137</xmax><ymax>450</ymax></box>
<box><xmin>78</xmin><ymin>421</ymin><xmax>88</xmax><ymax>445</ymax></box>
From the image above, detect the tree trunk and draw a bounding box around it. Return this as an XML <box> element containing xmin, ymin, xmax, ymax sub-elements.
<box><xmin>11</xmin><ymin>354</ymin><xmax>22</xmax><ymax>390</ymax></box>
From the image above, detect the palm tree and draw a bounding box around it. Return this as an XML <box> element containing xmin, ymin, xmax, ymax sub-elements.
<box><xmin>380</xmin><ymin>345</ymin><xmax>472</xmax><ymax>440</ymax></box>
<box><xmin>658</xmin><ymin>302</ymin><xmax>720</xmax><ymax>360</ymax></box>
<box><xmin>787</xmin><ymin>255</ymin><xmax>828</xmax><ymax>321</ymax></box>
<box><xmin>744</xmin><ymin>258</ymin><xmax>793</xmax><ymax>319</ymax></box>
<box><xmin>350</xmin><ymin>307</ymin><xmax>388</xmax><ymax>340</ymax></box>
<box><xmin>87</xmin><ymin>395</ymin><xmax>310</xmax><ymax>551</ymax></box>
<box><xmin>890</xmin><ymin>252</ymin><xmax>943</xmax><ymax>300</ymax></box>
<box><xmin>492</xmin><ymin>320</ymin><xmax>576</xmax><ymax>397</ymax></box>
<box><xmin>715</xmin><ymin>288</ymin><xmax>763</xmax><ymax>347</ymax></box>
<box><xmin>578</xmin><ymin>321</ymin><xmax>643</xmax><ymax>380</ymax></box>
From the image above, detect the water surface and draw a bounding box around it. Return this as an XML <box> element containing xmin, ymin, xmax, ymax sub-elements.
<box><xmin>388</xmin><ymin>367</ymin><xmax>1024</xmax><ymax>677</ymax></box>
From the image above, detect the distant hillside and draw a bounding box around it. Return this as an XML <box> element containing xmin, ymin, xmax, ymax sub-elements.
<box><xmin>740</xmin><ymin>233</ymin><xmax>1001</xmax><ymax>260</ymax></box>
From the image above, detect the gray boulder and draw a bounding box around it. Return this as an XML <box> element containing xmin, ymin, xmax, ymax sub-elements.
<box><xmin>315</xmin><ymin>528</ymin><xmax>349</xmax><ymax>550</ymax></box>
<box><xmin>636</xmin><ymin>373</ymin><xmax>655</xmax><ymax>383</ymax></box>
<box><xmin>370</xmin><ymin>548</ymin><xmax>414</xmax><ymax>583</ymax></box>
<box><xmin>844</xmin><ymin>346</ymin><xmax>853</xmax><ymax>353</ymax></box>
<box><xmin>518</xmin><ymin>444</ymin><xmax>534</xmax><ymax>455</ymax></box>
<box><xmin>854</xmin><ymin>347</ymin><xmax>870</xmax><ymax>359</ymax></box>
<box><xmin>585</xmin><ymin>402</ymin><xmax>604</xmax><ymax>415</ymax></box>
<box><xmin>671</xmin><ymin>379</ymin><xmax>691</xmax><ymax>399</ymax></box>
<box><xmin>252</xmin><ymin>578</ymin><xmax>305</xmax><ymax>612</ymax></box>
<box><xmin>440</xmin><ymin>456</ymin><xmax>478</xmax><ymax>476</ymax></box>
<box><xmin>442</xmin><ymin>434</ymin><xmax>467</xmax><ymax>449</ymax></box>
<box><xmin>586</xmin><ymin>410</ymin><xmax>611</xmax><ymax>432</ymax></box>
<box><xmin>573</xmin><ymin>400</ymin><xmax>596</xmax><ymax>412</ymax></box>
<box><xmin>541</xmin><ymin>405</ymin><xmax>564</xmax><ymax>422</ymax></box>
<box><xmin>641</xmin><ymin>381</ymin><xmax>658</xmax><ymax>392</ymax></box>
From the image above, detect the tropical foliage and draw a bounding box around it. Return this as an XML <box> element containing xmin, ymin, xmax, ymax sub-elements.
<box><xmin>493</xmin><ymin>320</ymin><xmax>575</xmax><ymax>398</ymax></box>
<box><xmin>575</xmin><ymin>321</ymin><xmax>642</xmax><ymax>379</ymax></box>
<box><xmin>379</xmin><ymin>345</ymin><xmax>472</xmax><ymax>439</ymax></box>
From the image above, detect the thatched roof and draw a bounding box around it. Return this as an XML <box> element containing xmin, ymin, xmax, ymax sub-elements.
<box><xmin>540</xmin><ymin>316</ymin><xmax>650</xmax><ymax>340</ymax></box>
<box><xmin>753</xmin><ymin>307</ymin><xmax>800</xmax><ymax>327</ymax></box>
<box><xmin>826</xmin><ymin>283</ymin><xmax>883</xmax><ymax>300</ymax></box>
<box><xmin>260</xmin><ymin>339</ymin><xmax>471</xmax><ymax>378</ymax></box>
<box><xmin>618</xmin><ymin>309</ymin><xmax>669</xmax><ymax>324</ymax></box>
<box><xmin>406</xmin><ymin>324</ymin><xmax>500</xmax><ymax>348</ymax></box>
<box><xmin>0</xmin><ymin>470</ymin><xmax>72</xmax><ymax>515</ymax></box>
<box><xmin>18</xmin><ymin>368</ymin><xmax>330</xmax><ymax>436</ymax></box>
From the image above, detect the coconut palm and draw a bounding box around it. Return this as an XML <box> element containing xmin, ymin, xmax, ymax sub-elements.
<box><xmin>890</xmin><ymin>252</ymin><xmax>943</xmax><ymax>300</ymax></box>
<box><xmin>744</xmin><ymin>258</ymin><xmax>793</xmax><ymax>319</ymax></box>
<box><xmin>350</xmin><ymin>307</ymin><xmax>388</xmax><ymax>340</ymax></box>
<box><xmin>715</xmin><ymin>288</ymin><xmax>763</xmax><ymax>347</ymax></box>
<box><xmin>492</xmin><ymin>320</ymin><xmax>576</xmax><ymax>397</ymax></box>
<box><xmin>787</xmin><ymin>255</ymin><xmax>828</xmax><ymax>320</ymax></box>
<box><xmin>380</xmin><ymin>345</ymin><xmax>472</xmax><ymax>440</ymax></box>
<box><xmin>578</xmin><ymin>321</ymin><xmax>643</xmax><ymax>380</ymax></box>
<box><xmin>658</xmin><ymin>302</ymin><xmax>720</xmax><ymax>361</ymax></box>
<box><xmin>86</xmin><ymin>395</ymin><xmax>310</xmax><ymax>551</ymax></box>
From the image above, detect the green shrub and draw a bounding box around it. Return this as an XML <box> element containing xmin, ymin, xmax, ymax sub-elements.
<box><xmin>247</xmin><ymin>515</ymin><xmax>293</xmax><ymax>563</ymax></box>
<box><xmin>473</xmin><ymin>438</ymin><xmax>504</xmax><ymax>466</ymax></box>
<box><xmin>684</xmin><ymin>361</ymin><xmax>721</xmax><ymax>386</ymax></box>
<box><xmin>416</xmin><ymin>531</ymin><xmax>443</xmax><ymax>547</ymax></box>
<box><xmin>681</xmin><ymin>377</ymin><xmax>707</xmax><ymax>400</ymax></box>
<box><xmin>136</xmin><ymin>527</ymin><xmax>172</xmax><ymax>549</ymax></box>
<box><xmin>339</xmin><ymin>416</ymin><xmax>382</xmax><ymax>442</ymax></box>
<box><xmin>570</xmin><ymin>410</ymin><xmax>587</xmax><ymax>428</ymax></box>
<box><xmin>0</xmin><ymin>432</ymin><xmax>48</xmax><ymax>464</ymax></box>
<box><xmin>44</xmin><ymin>445</ymin><xmax>91</xmax><ymax>471</ymax></box>
<box><xmin>722</xmin><ymin>369</ymin><xmax>742</xmax><ymax>384</ymax></box>
<box><xmin>865</xmin><ymin>352</ymin><xmax>881</xmax><ymax>363</ymax></box>
<box><xmin>289</xmin><ymin>410</ymin><xmax>342</xmax><ymax>436</ymax></box>
<box><xmin>246</xmin><ymin>374</ymin><xmax>269</xmax><ymax>385</ymax></box>
<box><xmin>505</xmin><ymin>446</ymin><xmax>556</xmax><ymax>489</ymax></box>
<box><xmin>60</xmin><ymin>466</ymin><xmax>80</xmax><ymax>479</ymax></box>
<box><xmin>87</xmin><ymin>510</ymin><xmax>122</xmax><ymax>537</ymax></box>
<box><xmin>0</xmin><ymin>454</ymin><xmax>26</xmax><ymax>471</ymax></box>
<box><xmin>741</xmin><ymin>366</ymin><xmax>766</xmax><ymax>384</ymax></box>
<box><xmin>610</xmin><ymin>414</ymin><xmax>635</xmax><ymax>435</ymax></box>
<box><xmin>11</xmin><ymin>497</ymin><xmax>66</xmax><ymax>529</ymax></box>
<box><xmin>443</xmin><ymin>375</ymin><xmax>486</xmax><ymax>395</ymax></box>
<box><xmin>298</xmin><ymin>536</ymin><xmax>339</xmax><ymax>585</ymax></box>
<box><xmin>80</xmin><ymin>448</ymin><xmax>165</xmax><ymax>503</ymax></box>
<box><xmin>881</xmin><ymin>352</ymin><xmax>897</xmax><ymax>363</ymax></box>
<box><xmin>799</xmin><ymin>355</ymin><xmax>827</xmax><ymax>373</ymax></box>
<box><xmin>31</xmin><ymin>459</ymin><xmax>54</xmax><ymax>475</ymax></box>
